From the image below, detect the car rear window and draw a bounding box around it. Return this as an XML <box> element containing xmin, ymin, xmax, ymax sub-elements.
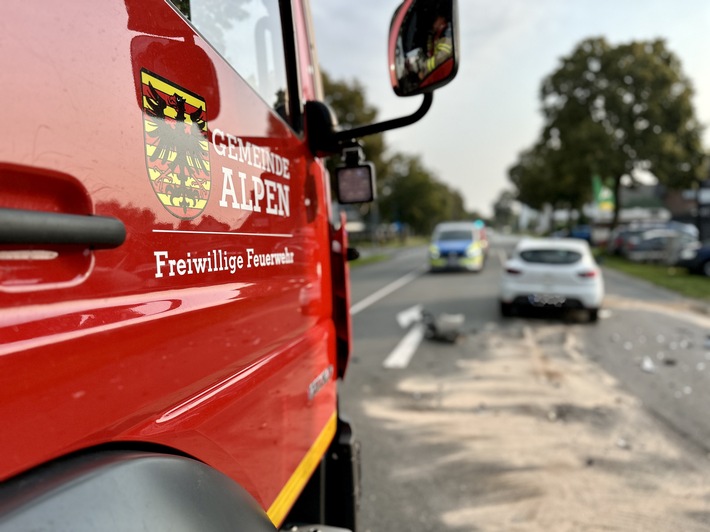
<box><xmin>437</xmin><ymin>230</ymin><xmax>473</xmax><ymax>241</ymax></box>
<box><xmin>519</xmin><ymin>249</ymin><xmax>582</xmax><ymax>264</ymax></box>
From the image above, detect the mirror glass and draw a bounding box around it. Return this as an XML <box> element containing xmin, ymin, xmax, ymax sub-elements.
<box><xmin>389</xmin><ymin>0</ymin><xmax>458</xmax><ymax>97</ymax></box>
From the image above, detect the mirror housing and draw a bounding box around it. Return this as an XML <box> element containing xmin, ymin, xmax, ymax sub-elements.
<box><xmin>334</xmin><ymin>148</ymin><xmax>376</xmax><ymax>204</ymax></box>
<box><xmin>389</xmin><ymin>0</ymin><xmax>459</xmax><ymax>97</ymax></box>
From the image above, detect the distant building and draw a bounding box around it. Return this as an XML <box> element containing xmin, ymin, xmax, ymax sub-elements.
<box><xmin>660</xmin><ymin>182</ymin><xmax>710</xmax><ymax>241</ymax></box>
<box><xmin>518</xmin><ymin>181</ymin><xmax>710</xmax><ymax>243</ymax></box>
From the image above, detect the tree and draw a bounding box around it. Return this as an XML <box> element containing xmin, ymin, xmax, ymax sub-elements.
<box><xmin>492</xmin><ymin>189</ymin><xmax>517</xmax><ymax>229</ymax></box>
<box><xmin>509</xmin><ymin>137</ymin><xmax>595</xmax><ymax>228</ymax></box>
<box><xmin>378</xmin><ymin>154</ymin><xmax>467</xmax><ymax>235</ymax></box>
<box><xmin>518</xmin><ymin>37</ymin><xmax>706</xmax><ymax>228</ymax></box>
<box><xmin>321</xmin><ymin>72</ymin><xmax>389</xmax><ymax>191</ymax></box>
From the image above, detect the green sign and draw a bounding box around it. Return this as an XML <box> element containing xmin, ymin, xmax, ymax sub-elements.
<box><xmin>592</xmin><ymin>175</ymin><xmax>615</xmax><ymax>212</ymax></box>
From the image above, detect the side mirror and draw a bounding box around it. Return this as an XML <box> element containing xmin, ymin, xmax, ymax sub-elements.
<box><xmin>389</xmin><ymin>0</ymin><xmax>459</xmax><ymax>97</ymax></box>
<box><xmin>334</xmin><ymin>148</ymin><xmax>376</xmax><ymax>204</ymax></box>
<box><xmin>304</xmin><ymin>0</ymin><xmax>459</xmax><ymax>156</ymax></box>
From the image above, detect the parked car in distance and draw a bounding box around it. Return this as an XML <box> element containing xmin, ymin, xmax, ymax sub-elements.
<box><xmin>550</xmin><ymin>225</ymin><xmax>587</xmax><ymax>240</ymax></box>
<box><xmin>608</xmin><ymin>221</ymin><xmax>698</xmax><ymax>257</ymax></box>
<box><xmin>623</xmin><ymin>228</ymin><xmax>697</xmax><ymax>264</ymax></box>
<box><xmin>675</xmin><ymin>241</ymin><xmax>710</xmax><ymax>276</ymax></box>
<box><xmin>500</xmin><ymin>237</ymin><xmax>604</xmax><ymax>322</ymax></box>
<box><xmin>606</xmin><ymin>227</ymin><xmax>636</xmax><ymax>255</ymax></box>
<box><xmin>428</xmin><ymin>221</ymin><xmax>486</xmax><ymax>272</ymax></box>
<box><xmin>569</xmin><ymin>224</ymin><xmax>592</xmax><ymax>242</ymax></box>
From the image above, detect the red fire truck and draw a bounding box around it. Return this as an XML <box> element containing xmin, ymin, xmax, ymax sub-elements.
<box><xmin>0</xmin><ymin>1</ymin><xmax>457</xmax><ymax>529</ymax></box>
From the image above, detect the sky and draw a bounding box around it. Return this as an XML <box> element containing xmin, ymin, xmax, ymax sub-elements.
<box><xmin>310</xmin><ymin>1</ymin><xmax>710</xmax><ymax>217</ymax></box>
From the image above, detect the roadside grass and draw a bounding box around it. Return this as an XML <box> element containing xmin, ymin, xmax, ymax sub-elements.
<box><xmin>600</xmin><ymin>255</ymin><xmax>710</xmax><ymax>300</ymax></box>
<box><xmin>352</xmin><ymin>236</ymin><xmax>429</xmax><ymax>249</ymax></box>
<box><xmin>349</xmin><ymin>236</ymin><xmax>428</xmax><ymax>268</ymax></box>
<box><xmin>350</xmin><ymin>253</ymin><xmax>390</xmax><ymax>268</ymax></box>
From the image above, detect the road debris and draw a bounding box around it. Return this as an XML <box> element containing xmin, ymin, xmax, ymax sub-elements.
<box><xmin>422</xmin><ymin>310</ymin><xmax>465</xmax><ymax>343</ymax></box>
<box><xmin>641</xmin><ymin>355</ymin><xmax>656</xmax><ymax>373</ymax></box>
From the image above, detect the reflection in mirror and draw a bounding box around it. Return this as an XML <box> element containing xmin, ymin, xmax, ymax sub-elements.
<box><xmin>389</xmin><ymin>0</ymin><xmax>458</xmax><ymax>97</ymax></box>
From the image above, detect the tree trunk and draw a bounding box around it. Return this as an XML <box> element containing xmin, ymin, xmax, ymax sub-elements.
<box><xmin>611</xmin><ymin>176</ymin><xmax>622</xmax><ymax>230</ymax></box>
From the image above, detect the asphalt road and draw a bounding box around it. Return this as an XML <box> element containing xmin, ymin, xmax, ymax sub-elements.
<box><xmin>342</xmin><ymin>236</ymin><xmax>710</xmax><ymax>531</ymax></box>
<box><xmin>581</xmin><ymin>264</ymin><xmax>710</xmax><ymax>448</ymax></box>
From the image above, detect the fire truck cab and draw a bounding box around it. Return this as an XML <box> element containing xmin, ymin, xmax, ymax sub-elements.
<box><xmin>0</xmin><ymin>1</ymin><xmax>458</xmax><ymax>530</ymax></box>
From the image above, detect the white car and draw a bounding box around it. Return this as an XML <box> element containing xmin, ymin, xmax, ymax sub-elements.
<box><xmin>499</xmin><ymin>237</ymin><xmax>604</xmax><ymax>322</ymax></box>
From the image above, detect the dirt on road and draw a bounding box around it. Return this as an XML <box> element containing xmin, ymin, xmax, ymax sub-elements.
<box><xmin>363</xmin><ymin>316</ymin><xmax>710</xmax><ymax>531</ymax></box>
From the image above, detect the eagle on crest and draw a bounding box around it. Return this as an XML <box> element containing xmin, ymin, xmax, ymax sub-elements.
<box><xmin>142</xmin><ymin>72</ymin><xmax>210</xmax><ymax>219</ymax></box>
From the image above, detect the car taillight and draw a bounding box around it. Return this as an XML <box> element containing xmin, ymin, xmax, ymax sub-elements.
<box><xmin>505</xmin><ymin>267</ymin><xmax>522</xmax><ymax>275</ymax></box>
<box><xmin>578</xmin><ymin>270</ymin><xmax>596</xmax><ymax>278</ymax></box>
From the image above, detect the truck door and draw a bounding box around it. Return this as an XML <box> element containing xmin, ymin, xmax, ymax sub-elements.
<box><xmin>0</xmin><ymin>0</ymin><xmax>338</xmax><ymax>525</ymax></box>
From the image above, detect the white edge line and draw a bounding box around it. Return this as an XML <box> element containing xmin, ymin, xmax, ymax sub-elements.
<box><xmin>350</xmin><ymin>267</ymin><xmax>423</xmax><ymax>316</ymax></box>
<box><xmin>152</xmin><ymin>229</ymin><xmax>293</xmax><ymax>238</ymax></box>
<box><xmin>383</xmin><ymin>323</ymin><xmax>426</xmax><ymax>369</ymax></box>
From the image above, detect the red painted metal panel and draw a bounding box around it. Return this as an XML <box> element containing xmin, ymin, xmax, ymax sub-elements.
<box><xmin>0</xmin><ymin>0</ymin><xmax>336</xmax><ymax>514</ymax></box>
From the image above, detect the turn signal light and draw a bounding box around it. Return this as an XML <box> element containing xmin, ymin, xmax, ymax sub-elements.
<box><xmin>578</xmin><ymin>270</ymin><xmax>597</xmax><ymax>278</ymax></box>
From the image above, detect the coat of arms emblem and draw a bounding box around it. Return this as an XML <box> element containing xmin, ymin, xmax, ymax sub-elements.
<box><xmin>141</xmin><ymin>69</ymin><xmax>210</xmax><ymax>220</ymax></box>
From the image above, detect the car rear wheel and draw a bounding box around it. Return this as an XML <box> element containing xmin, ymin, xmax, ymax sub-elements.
<box><xmin>702</xmin><ymin>261</ymin><xmax>710</xmax><ymax>277</ymax></box>
<box><xmin>500</xmin><ymin>301</ymin><xmax>513</xmax><ymax>318</ymax></box>
<box><xmin>588</xmin><ymin>308</ymin><xmax>599</xmax><ymax>323</ymax></box>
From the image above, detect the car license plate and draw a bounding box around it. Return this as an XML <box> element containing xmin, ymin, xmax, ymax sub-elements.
<box><xmin>529</xmin><ymin>294</ymin><xmax>566</xmax><ymax>307</ymax></box>
<box><xmin>447</xmin><ymin>253</ymin><xmax>458</xmax><ymax>266</ymax></box>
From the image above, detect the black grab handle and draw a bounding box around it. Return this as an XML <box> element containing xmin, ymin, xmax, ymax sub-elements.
<box><xmin>0</xmin><ymin>208</ymin><xmax>126</xmax><ymax>249</ymax></box>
